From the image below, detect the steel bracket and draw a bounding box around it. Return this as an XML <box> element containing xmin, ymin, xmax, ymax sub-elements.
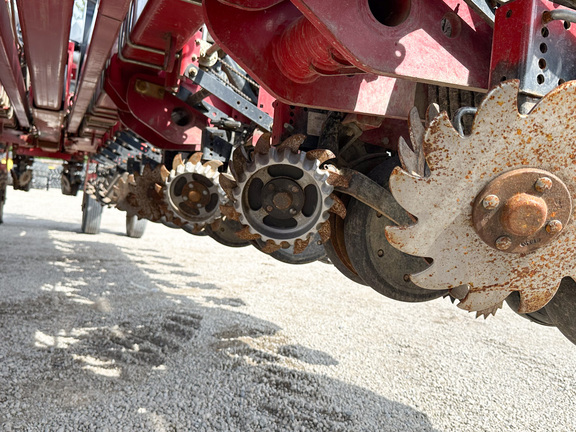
<box><xmin>490</xmin><ymin>0</ymin><xmax>576</xmax><ymax>97</ymax></box>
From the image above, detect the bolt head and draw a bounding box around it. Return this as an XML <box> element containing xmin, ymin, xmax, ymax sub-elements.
<box><xmin>535</xmin><ymin>177</ymin><xmax>553</xmax><ymax>192</ymax></box>
<box><xmin>291</xmin><ymin>186</ymin><xmax>299</xmax><ymax>193</ymax></box>
<box><xmin>289</xmin><ymin>208</ymin><xmax>298</xmax><ymax>215</ymax></box>
<box><xmin>266</xmin><ymin>205</ymin><xmax>274</xmax><ymax>212</ymax></box>
<box><xmin>377</xmin><ymin>249</ymin><xmax>384</xmax><ymax>257</ymax></box>
<box><xmin>546</xmin><ymin>219</ymin><xmax>563</xmax><ymax>234</ymax></box>
<box><xmin>482</xmin><ymin>194</ymin><xmax>500</xmax><ymax>210</ymax></box>
<box><xmin>495</xmin><ymin>236</ymin><xmax>512</xmax><ymax>251</ymax></box>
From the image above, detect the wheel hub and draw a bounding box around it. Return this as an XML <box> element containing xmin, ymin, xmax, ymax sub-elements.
<box><xmin>233</xmin><ymin>147</ymin><xmax>333</xmax><ymax>246</ymax></box>
<box><xmin>261</xmin><ymin>178</ymin><xmax>305</xmax><ymax>218</ymax></box>
<box><xmin>472</xmin><ymin>168</ymin><xmax>572</xmax><ymax>254</ymax></box>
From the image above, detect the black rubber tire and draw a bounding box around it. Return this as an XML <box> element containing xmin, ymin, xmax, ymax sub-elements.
<box><xmin>505</xmin><ymin>292</ymin><xmax>555</xmax><ymax>327</ymax></box>
<box><xmin>0</xmin><ymin>176</ymin><xmax>6</xmax><ymax>224</ymax></box>
<box><xmin>543</xmin><ymin>278</ymin><xmax>576</xmax><ymax>345</ymax></box>
<box><xmin>81</xmin><ymin>192</ymin><xmax>103</xmax><ymax>234</ymax></box>
<box><xmin>344</xmin><ymin>159</ymin><xmax>447</xmax><ymax>302</ymax></box>
<box><xmin>126</xmin><ymin>214</ymin><xmax>147</xmax><ymax>238</ymax></box>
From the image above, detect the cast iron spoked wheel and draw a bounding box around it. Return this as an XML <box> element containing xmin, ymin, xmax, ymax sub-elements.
<box><xmin>126</xmin><ymin>214</ymin><xmax>147</xmax><ymax>238</ymax></box>
<box><xmin>252</xmin><ymin>232</ymin><xmax>327</xmax><ymax>265</ymax></box>
<box><xmin>165</xmin><ymin>154</ymin><xmax>226</xmax><ymax>232</ymax></box>
<box><xmin>543</xmin><ymin>277</ymin><xmax>576</xmax><ymax>344</ymax></box>
<box><xmin>205</xmin><ymin>217</ymin><xmax>250</xmax><ymax>248</ymax></box>
<box><xmin>344</xmin><ymin>159</ymin><xmax>447</xmax><ymax>302</ymax></box>
<box><xmin>81</xmin><ymin>192</ymin><xmax>103</xmax><ymax>235</ymax></box>
<box><xmin>233</xmin><ymin>147</ymin><xmax>333</xmax><ymax>248</ymax></box>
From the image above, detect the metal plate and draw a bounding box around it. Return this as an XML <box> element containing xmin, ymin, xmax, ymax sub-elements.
<box><xmin>472</xmin><ymin>168</ymin><xmax>572</xmax><ymax>254</ymax></box>
<box><xmin>386</xmin><ymin>80</ymin><xmax>576</xmax><ymax>314</ymax></box>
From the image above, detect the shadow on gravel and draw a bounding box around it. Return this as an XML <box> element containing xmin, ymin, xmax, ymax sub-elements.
<box><xmin>0</xmin><ymin>219</ymin><xmax>439</xmax><ymax>432</ymax></box>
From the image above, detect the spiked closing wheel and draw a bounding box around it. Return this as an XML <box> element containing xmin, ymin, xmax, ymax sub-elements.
<box><xmin>165</xmin><ymin>154</ymin><xmax>226</xmax><ymax>231</ymax></box>
<box><xmin>233</xmin><ymin>147</ymin><xmax>333</xmax><ymax>247</ymax></box>
<box><xmin>386</xmin><ymin>80</ymin><xmax>576</xmax><ymax>315</ymax></box>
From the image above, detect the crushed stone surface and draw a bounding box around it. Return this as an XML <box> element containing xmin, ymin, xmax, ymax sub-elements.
<box><xmin>0</xmin><ymin>189</ymin><xmax>574</xmax><ymax>431</ymax></box>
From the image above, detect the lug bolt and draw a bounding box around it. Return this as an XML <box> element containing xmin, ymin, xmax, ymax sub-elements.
<box><xmin>291</xmin><ymin>186</ymin><xmax>299</xmax><ymax>193</ymax></box>
<box><xmin>495</xmin><ymin>236</ymin><xmax>512</xmax><ymax>251</ymax></box>
<box><xmin>482</xmin><ymin>194</ymin><xmax>500</xmax><ymax>210</ymax></box>
<box><xmin>535</xmin><ymin>177</ymin><xmax>553</xmax><ymax>192</ymax></box>
<box><xmin>546</xmin><ymin>219</ymin><xmax>563</xmax><ymax>234</ymax></box>
<box><xmin>289</xmin><ymin>208</ymin><xmax>298</xmax><ymax>215</ymax></box>
<box><xmin>202</xmin><ymin>190</ymin><xmax>208</xmax><ymax>196</ymax></box>
<box><xmin>377</xmin><ymin>249</ymin><xmax>384</xmax><ymax>257</ymax></box>
<box><xmin>266</xmin><ymin>205</ymin><xmax>274</xmax><ymax>212</ymax></box>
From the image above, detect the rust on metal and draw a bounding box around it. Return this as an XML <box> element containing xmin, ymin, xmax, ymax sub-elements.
<box><xmin>293</xmin><ymin>237</ymin><xmax>311</xmax><ymax>255</ymax></box>
<box><xmin>275</xmin><ymin>134</ymin><xmax>305</xmax><ymax>153</ymax></box>
<box><xmin>500</xmin><ymin>193</ymin><xmax>547</xmax><ymax>237</ymax></box>
<box><xmin>318</xmin><ymin>220</ymin><xmax>331</xmax><ymax>244</ymax></box>
<box><xmin>219</xmin><ymin>173</ymin><xmax>238</xmax><ymax>202</ymax></box>
<box><xmin>219</xmin><ymin>204</ymin><xmax>240</xmax><ymax>221</ymax></box>
<box><xmin>235</xmin><ymin>225</ymin><xmax>262</xmax><ymax>241</ymax></box>
<box><xmin>254</xmin><ymin>132</ymin><xmax>272</xmax><ymax>155</ymax></box>
<box><xmin>386</xmin><ymin>80</ymin><xmax>576</xmax><ymax>314</ymax></box>
<box><xmin>546</xmin><ymin>219</ymin><xmax>563</xmax><ymax>234</ymax></box>
<box><xmin>127</xmin><ymin>164</ymin><xmax>169</xmax><ymax>222</ymax></box>
<box><xmin>231</xmin><ymin>146</ymin><xmax>248</xmax><ymax>179</ymax></box>
<box><xmin>328</xmin><ymin>193</ymin><xmax>347</xmax><ymax>219</ymax></box>
<box><xmin>260</xmin><ymin>240</ymin><xmax>283</xmax><ymax>254</ymax></box>
<box><xmin>472</xmin><ymin>169</ymin><xmax>571</xmax><ymax>254</ymax></box>
<box><xmin>326</xmin><ymin>169</ymin><xmax>350</xmax><ymax>189</ymax></box>
<box><xmin>306</xmin><ymin>148</ymin><xmax>336</xmax><ymax>164</ymax></box>
<box><xmin>482</xmin><ymin>194</ymin><xmax>500</xmax><ymax>210</ymax></box>
<box><xmin>535</xmin><ymin>176</ymin><xmax>553</xmax><ymax>192</ymax></box>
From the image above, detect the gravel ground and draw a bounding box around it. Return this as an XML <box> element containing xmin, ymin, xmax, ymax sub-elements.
<box><xmin>0</xmin><ymin>188</ymin><xmax>574</xmax><ymax>431</ymax></box>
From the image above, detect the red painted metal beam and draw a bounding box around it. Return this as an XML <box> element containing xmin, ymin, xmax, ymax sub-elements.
<box><xmin>121</xmin><ymin>0</ymin><xmax>203</xmax><ymax>70</ymax></box>
<box><xmin>290</xmin><ymin>0</ymin><xmax>493</xmax><ymax>91</ymax></box>
<box><xmin>16</xmin><ymin>0</ymin><xmax>75</xmax><ymax>110</ymax></box>
<box><xmin>204</xmin><ymin>0</ymin><xmax>416</xmax><ymax>118</ymax></box>
<box><xmin>0</xmin><ymin>1</ymin><xmax>30</xmax><ymax>128</ymax></box>
<box><xmin>68</xmin><ymin>0</ymin><xmax>131</xmax><ymax>134</ymax></box>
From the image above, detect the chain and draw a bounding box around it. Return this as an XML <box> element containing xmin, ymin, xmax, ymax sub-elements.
<box><xmin>220</xmin><ymin>59</ymin><xmax>261</xmax><ymax>89</ymax></box>
<box><xmin>203</xmin><ymin>66</ymin><xmax>255</xmax><ymax>104</ymax></box>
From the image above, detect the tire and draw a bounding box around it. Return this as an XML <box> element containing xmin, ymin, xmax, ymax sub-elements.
<box><xmin>81</xmin><ymin>192</ymin><xmax>103</xmax><ymax>234</ymax></box>
<box><xmin>126</xmin><ymin>214</ymin><xmax>147</xmax><ymax>238</ymax></box>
